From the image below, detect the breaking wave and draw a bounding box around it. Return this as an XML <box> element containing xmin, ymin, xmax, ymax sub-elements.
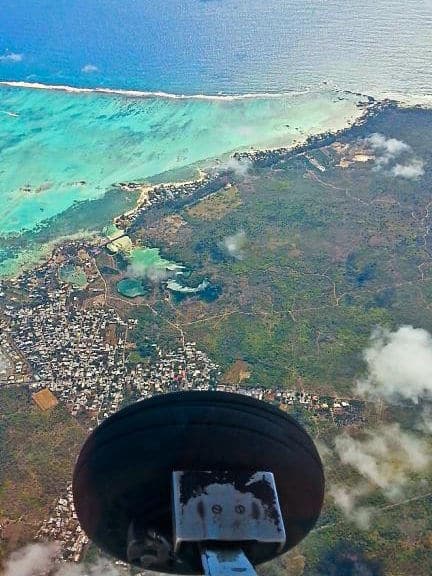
<box><xmin>0</xmin><ymin>80</ymin><xmax>316</xmax><ymax>101</ymax></box>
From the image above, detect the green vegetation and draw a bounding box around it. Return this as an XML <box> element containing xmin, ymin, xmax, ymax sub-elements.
<box><xmin>0</xmin><ymin>387</ymin><xmax>85</xmax><ymax>561</ymax></box>
<box><xmin>128</xmin><ymin>107</ymin><xmax>432</xmax><ymax>393</ymax></box>
<box><xmin>123</xmin><ymin>106</ymin><xmax>432</xmax><ymax>574</ymax></box>
<box><xmin>186</xmin><ymin>185</ymin><xmax>242</xmax><ymax>220</ymax></box>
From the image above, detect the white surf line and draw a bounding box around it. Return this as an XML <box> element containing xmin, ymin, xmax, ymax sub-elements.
<box><xmin>0</xmin><ymin>110</ymin><xmax>19</xmax><ymax>117</ymax></box>
<box><xmin>379</xmin><ymin>91</ymin><xmax>432</xmax><ymax>108</ymax></box>
<box><xmin>0</xmin><ymin>80</ymin><xmax>315</xmax><ymax>101</ymax></box>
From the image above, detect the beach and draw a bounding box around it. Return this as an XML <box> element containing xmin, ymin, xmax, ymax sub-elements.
<box><xmin>0</xmin><ymin>84</ymin><xmax>368</xmax><ymax>278</ymax></box>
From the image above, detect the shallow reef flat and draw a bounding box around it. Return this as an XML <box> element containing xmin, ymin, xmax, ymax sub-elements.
<box><xmin>0</xmin><ymin>85</ymin><xmax>366</xmax><ymax>276</ymax></box>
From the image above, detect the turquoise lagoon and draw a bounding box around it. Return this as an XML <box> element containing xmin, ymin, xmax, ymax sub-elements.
<box><xmin>117</xmin><ymin>246</ymin><xmax>216</xmax><ymax>299</ymax></box>
<box><xmin>127</xmin><ymin>247</ymin><xmax>184</xmax><ymax>275</ymax></box>
<box><xmin>0</xmin><ymin>85</ymin><xmax>365</xmax><ymax>276</ymax></box>
<box><xmin>117</xmin><ymin>247</ymin><xmax>183</xmax><ymax>298</ymax></box>
<box><xmin>117</xmin><ymin>278</ymin><xmax>147</xmax><ymax>298</ymax></box>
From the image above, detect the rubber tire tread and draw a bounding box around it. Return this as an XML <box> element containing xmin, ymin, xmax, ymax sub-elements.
<box><xmin>73</xmin><ymin>391</ymin><xmax>324</xmax><ymax>572</ymax></box>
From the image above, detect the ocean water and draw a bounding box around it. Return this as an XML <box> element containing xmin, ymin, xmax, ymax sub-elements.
<box><xmin>0</xmin><ymin>86</ymin><xmax>364</xmax><ymax>236</ymax></box>
<box><xmin>0</xmin><ymin>86</ymin><xmax>364</xmax><ymax>276</ymax></box>
<box><xmin>0</xmin><ymin>0</ymin><xmax>430</xmax><ymax>276</ymax></box>
<box><xmin>1</xmin><ymin>0</ymin><xmax>431</xmax><ymax>96</ymax></box>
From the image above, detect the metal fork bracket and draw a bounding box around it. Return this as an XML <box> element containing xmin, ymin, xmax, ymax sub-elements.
<box><xmin>172</xmin><ymin>471</ymin><xmax>286</xmax><ymax>575</ymax></box>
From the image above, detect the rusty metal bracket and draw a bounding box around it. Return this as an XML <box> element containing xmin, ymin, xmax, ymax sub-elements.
<box><xmin>172</xmin><ymin>470</ymin><xmax>286</xmax><ymax>575</ymax></box>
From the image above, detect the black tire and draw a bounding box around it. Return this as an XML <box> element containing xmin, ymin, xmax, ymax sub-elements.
<box><xmin>73</xmin><ymin>391</ymin><xmax>324</xmax><ymax>572</ymax></box>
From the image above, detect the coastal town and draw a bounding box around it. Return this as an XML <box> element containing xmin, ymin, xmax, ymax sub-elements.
<box><xmin>2</xmin><ymin>0</ymin><xmax>432</xmax><ymax>571</ymax></box>
<box><xmin>0</xmin><ymin>237</ymin><xmax>367</xmax><ymax>567</ymax></box>
<box><xmin>0</xmin><ymin>125</ymin><xmax>389</xmax><ymax>571</ymax></box>
<box><xmin>115</xmin><ymin>173</ymin><xmax>214</xmax><ymax>232</ymax></box>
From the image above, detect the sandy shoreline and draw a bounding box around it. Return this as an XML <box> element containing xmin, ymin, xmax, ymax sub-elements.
<box><xmin>118</xmin><ymin>169</ymin><xmax>208</xmax><ymax>220</ymax></box>
<box><xmin>109</xmin><ymin>96</ymin><xmax>386</xmax><ymax>236</ymax></box>
<box><xmin>0</xmin><ymin>95</ymin><xmax>404</xmax><ymax>280</ymax></box>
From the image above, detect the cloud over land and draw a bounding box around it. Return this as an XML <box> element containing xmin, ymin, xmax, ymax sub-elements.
<box><xmin>366</xmin><ymin>133</ymin><xmax>425</xmax><ymax>179</ymax></box>
<box><xmin>3</xmin><ymin>542</ymin><xmax>121</xmax><ymax>576</ymax></box>
<box><xmin>221</xmin><ymin>230</ymin><xmax>247</xmax><ymax>260</ymax></box>
<box><xmin>357</xmin><ymin>325</ymin><xmax>432</xmax><ymax>404</ymax></box>
<box><xmin>329</xmin><ymin>325</ymin><xmax>432</xmax><ymax>527</ymax></box>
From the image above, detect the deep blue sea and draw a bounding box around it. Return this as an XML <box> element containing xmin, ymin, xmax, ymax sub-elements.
<box><xmin>1</xmin><ymin>0</ymin><xmax>431</xmax><ymax>96</ymax></box>
<box><xmin>0</xmin><ymin>0</ymin><xmax>431</xmax><ymax>277</ymax></box>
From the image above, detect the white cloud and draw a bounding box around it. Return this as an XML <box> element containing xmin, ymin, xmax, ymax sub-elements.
<box><xmin>315</xmin><ymin>440</ymin><xmax>332</xmax><ymax>462</ymax></box>
<box><xmin>365</xmin><ymin>133</ymin><xmax>425</xmax><ymax>179</ymax></box>
<box><xmin>335</xmin><ymin>424</ymin><xmax>430</xmax><ymax>500</ymax></box>
<box><xmin>417</xmin><ymin>405</ymin><xmax>432</xmax><ymax>435</ymax></box>
<box><xmin>81</xmin><ymin>64</ymin><xmax>98</xmax><ymax>73</ymax></box>
<box><xmin>218</xmin><ymin>157</ymin><xmax>252</xmax><ymax>178</ymax></box>
<box><xmin>56</xmin><ymin>558</ymin><xmax>121</xmax><ymax>576</ymax></box>
<box><xmin>2</xmin><ymin>542</ymin><xmax>121</xmax><ymax>576</ymax></box>
<box><xmin>328</xmin><ymin>325</ymin><xmax>432</xmax><ymax>529</ymax></box>
<box><xmin>3</xmin><ymin>542</ymin><xmax>61</xmax><ymax>576</ymax></box>
<box><xmin>327</xmin><ymin>422</ymin><xmax>431</xmax><ymax>529</ymax></box>
<box><xmin>366</xmin><ymin>133</ymin><xmax>410</xmax><ymax>167</ymax></box>
<box><xmin>357</xmin><ymin>326</ymin><xmax>432</xmax><ymax>404</ymax></box>
<box><xmin>391</xmin><ymin>159</ymin><xmax>425</xmax><ymax>179</ymax></box>
<box><xmin>330</xmin><ymin>483</ymin><xmax>374</xmax><ymax>529</ymax></box>
<box><xmin>221</xmin><ymin>230</ymin><xmax>247</xmax><ymax>260</ymax></box>
<box><xmin>0</xmin><ymin>52</ymin><xmax>23</xmax><ymax>63</ymax></box>
<box><xmin>126</xmin><ymin>262</ymin><xmax>173</xmax><ymax>283</ymax></box>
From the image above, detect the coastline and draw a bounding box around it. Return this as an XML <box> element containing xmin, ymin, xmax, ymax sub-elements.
<box><xmin>378</xmin><ymin>91</ymin><xmax>432</xmax><ymax>110</ymax></box>
<box><xmin>114</xmin><ymin>96</ymin><xmax>388</xmax><ymax>232</ymax></box>
<box><xmin>117</xmin><ymin>168</ymin><xmax>208</xmax><ymax>221</ymax></box>
<box><xmin>0</xmin><ymin>84</ymin><xmax>365</xmax><ymax>236</ymax></box>
<box><xmin>2</xmin><ymin>80</ymin><xmax>431</xmax><ymax>109</ymax></box>
<box><xmin>0</xmin><ymin>94</ymin><xmax>398</xmax><ymax>280</ymax></box>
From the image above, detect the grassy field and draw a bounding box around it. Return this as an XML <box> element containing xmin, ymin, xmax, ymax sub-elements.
<box><xmin>0</xmin><ymin>387</ymin><xmax>85</xmax><ymax>561</ymax></box>
<box><xmin>186</xmin><ymin>184</ymin><xmax>242</xmax><ymax>220</ymax></box>
<box><xmin>120</xmin><ymin>106</ymin><xmax>432</xmax><ymax>574</ymax></box>
<box><xmin>127</xmin><ymin>106</ymin><xmax>432</xmax><ymax>394</ymax></box>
